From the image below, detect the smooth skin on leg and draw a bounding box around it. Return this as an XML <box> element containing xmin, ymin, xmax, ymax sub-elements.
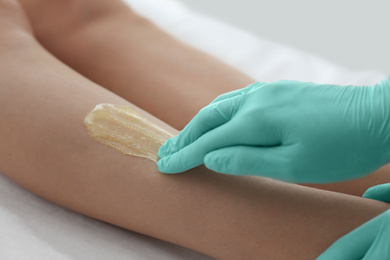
<box><xmin>18</xmin><ymin>0</ymin><xmax>255</xmax><ymax>130</ymax></box>
<box><xmin>1</xmin><ymin>1</ymin><xmax>390</xmax><ymax>259</ymax></box>
<box><xmin>18</xmin><ymin>0</ymin><xmax>390</xmax><ymax>198</ymax></box>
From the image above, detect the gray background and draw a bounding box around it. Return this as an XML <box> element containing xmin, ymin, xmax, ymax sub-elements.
<box><xmin>179</xmin><ymin>0</ymin><xmax>389</xmax><ymax>74</ymax></box>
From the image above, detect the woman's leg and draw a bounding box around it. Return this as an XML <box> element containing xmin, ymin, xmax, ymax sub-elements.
<box><xmin>18</xmin><ymin>0</ymin><xmax>254</xmax><ymax>130</ymax></box>
<box><xmin>1</xmin><ymin>2</ymin><xmax>390</xmax><ymax>259</ymax></box>
<box><xmin>18</xmin><ymin>0</ymin><xmax>390</xmax><ymax>197</ymax></box>
<box><xmin>303</xmin><ymin>165</ymin><xmax>390</xmax><ymax>196</ymax></box>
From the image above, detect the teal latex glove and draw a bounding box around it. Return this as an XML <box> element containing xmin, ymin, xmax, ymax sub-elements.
<box><xmin>363</xmin><ymin>183</ymin><xmax>390</xmax><ymax>203</ymax></box>
<box><xmin>317</xmin><ymin>185</ymin><xmax>390</xmax><ymax>259</ymax></box>
<box><xmin>317</xmin><ymin>209</ymin><xmax>390</xmax><ymax>260</ymax></box>
<box><xmin>158</xmin><ymin>78</ymin><xmax>390</xmax><ymax>183</ymax></box>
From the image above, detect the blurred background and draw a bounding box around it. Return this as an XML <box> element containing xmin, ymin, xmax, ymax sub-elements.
<box><xmin>179</xmin><ymin>0</ymin><xmax>389</xmax><ymax>74</ymax></box>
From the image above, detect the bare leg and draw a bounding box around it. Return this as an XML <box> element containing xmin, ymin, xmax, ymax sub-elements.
<box><xmin>1</xmin><ymin>2</ymin><xmax>390</xmax><ymax>259</ymax></box>
<box><xmin>18</xmin><ymin>0</ymin><xmax>390</xmax><ymax>197</ymax></box>
<box><xmin>303</xmin><ymin>165</ymin><xmax>390</xmax><ymax>196</ymax></box>
<box><xmin>19</xmin><ymin>0</ymin><xmax>254</xmax><ymax>130</ymax></box>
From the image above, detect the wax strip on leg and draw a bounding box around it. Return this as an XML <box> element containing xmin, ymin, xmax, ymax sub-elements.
<box><xmin>84</xmin><ymin>104</ymin><xmax>173</xmax><ymax>162</ymax></box>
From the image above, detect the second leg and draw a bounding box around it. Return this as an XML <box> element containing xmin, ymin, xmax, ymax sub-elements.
<box><xmin>19</xmin><ymin>0</ymin><xmax>255</xmax><ymax>129</ymax></box>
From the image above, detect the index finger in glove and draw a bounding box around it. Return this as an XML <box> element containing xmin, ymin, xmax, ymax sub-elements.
<box><xmin>158</xmin><ymin>94</ymin><xmax>243</xmax><ymax>159</ymax></box>
<box><xmin>158</xmin><ymin>121</ymin><xmax>239</xmax><ymax>173</ymax></box>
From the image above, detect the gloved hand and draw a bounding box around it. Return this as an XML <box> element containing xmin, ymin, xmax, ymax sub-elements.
<box><xmin>317</xmin><ymin>184</ymin><xmax>390</xmax><ymax>259</ymax></box>
<box><xmin>158</xmin><ymin>78</ymin><xmax>390</xmax><ymax>183</ymax></box>
<box><xmin>316</xmin><ymin>209</ymin><xmax>390</xmax><ymax>260</ymax></box>
<box><xmin>363</xmin><ymin>183</ymin><xmax>390</xmax><ymax>203</ymax></box>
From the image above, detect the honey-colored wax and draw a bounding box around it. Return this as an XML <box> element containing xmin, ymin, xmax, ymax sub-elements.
<box><xmin>84</xmin><ymin>104</ymin><xmax>173</xmax><ymax>162</ymax></box>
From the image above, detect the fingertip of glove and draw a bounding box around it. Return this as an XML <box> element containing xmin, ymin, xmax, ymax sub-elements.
<box><xmin>157</xmin><ymin>157</ymin><xmax>174</xmax><ymax>174</ymax></box>
<box><xmin>362</xmin><ymin>183</ymin><xmax>390</xmax><ymax>202</ymax></box>
<box><xmin>158</xmin><ymin>154</ymin><xmax>191</xmax><ymax>174</ymax></box>
<box><xmin>362</xmin><ymin>189</ymin><xmax>374</xmax><ymax>199</ymax></box>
